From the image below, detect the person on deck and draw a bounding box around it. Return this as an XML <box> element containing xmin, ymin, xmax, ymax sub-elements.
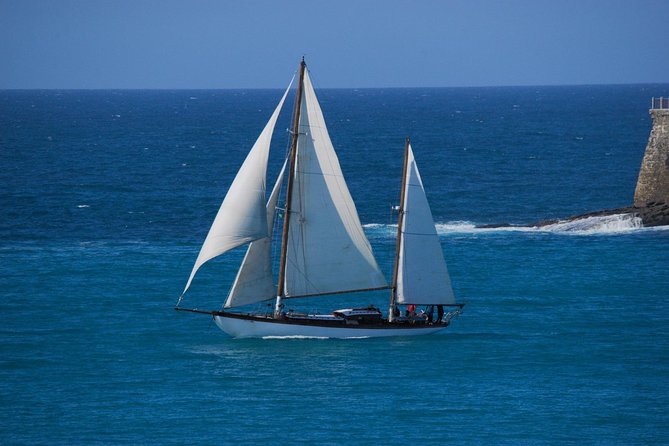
<box><xmin>426</xmin><ymin>305</ymin><xmax>434</xmax><ymax>323</ymax></box>
<box><xmin>436</xmin><ymin>305</ymin><xmax>444</xmax><ymax>323</ymax></box>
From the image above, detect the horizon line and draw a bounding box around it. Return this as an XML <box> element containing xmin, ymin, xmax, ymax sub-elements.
<box><xmin>1</xmin><ymin>81</ymin><xmax>668</xmax><ymax>91</ymax></box>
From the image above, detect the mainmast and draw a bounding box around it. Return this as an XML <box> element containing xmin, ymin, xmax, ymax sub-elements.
<box><xmin>388</xmin><ymin>137</ymin><xmax>411</xmax><ymax>322</ymax></box>
<box><xmin>274</xmin><ymin>57</ymin><xmax>307</xmax><ymax>318</ymax></box>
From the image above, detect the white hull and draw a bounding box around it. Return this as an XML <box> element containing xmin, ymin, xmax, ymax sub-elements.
<box><xmin>214</xmin><ymin>314</ymin><xmax>450</xmax><ymax>339</ymax></box>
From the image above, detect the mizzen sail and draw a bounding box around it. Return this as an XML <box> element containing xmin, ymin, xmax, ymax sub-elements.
<box><xmin>181</xmin><ymin>79</ymin><xmax>293</xmax><ymax>295</ymax></box>
<box><xmin>285</xmin><ymin>70</ymin><xmax>387</xmax><ymax>297</ymax></box>
<box><xmin>396</xmin><ymin>144</ymin><xmax>455</xmax><ymax>305</ymax></box>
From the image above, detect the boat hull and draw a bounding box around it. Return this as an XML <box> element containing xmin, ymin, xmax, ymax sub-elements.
<box><xmin>213</xmin><ymin>312</ymin><xmax>450</xmax><ymax>339</ymax></box>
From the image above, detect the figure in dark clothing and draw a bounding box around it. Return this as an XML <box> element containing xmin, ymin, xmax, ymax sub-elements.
<box><xmin>436</xmin><ymin>305</ymin><xmax>444</xmax><ymax>324</ymax></box>
<box><xmin>426</xmin><ymin>305</ymin><xmax>434</xmax><ymax>323</ymax></box>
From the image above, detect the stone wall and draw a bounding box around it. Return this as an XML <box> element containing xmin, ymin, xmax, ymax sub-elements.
<box><xmin>634</xmin><ymin>109</ymin><xmax>669</xmax><ymax>206</ymax></box>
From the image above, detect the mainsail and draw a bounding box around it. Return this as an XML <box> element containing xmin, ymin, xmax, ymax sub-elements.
<box><xmin>395</xmin><ymin>144</ymin><xmax>455</xmax><ymax>305</ymax></box>
<box><xmin>284</xmin><ymin>70</ymin><xmax>387</xmax><ymax>297</ymax></box>
<box><xmin>224</xmin><ymin>162</ymin><xmax>286</xmax><ymax>308</ymax></box>
<box><xmin>181</xmin><ymin>79</ymin><xmax>293</xmax><ymax>295</ymax></box>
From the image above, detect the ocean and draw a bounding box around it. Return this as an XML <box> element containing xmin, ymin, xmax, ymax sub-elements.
<box><xmin>1</xmin><ymin>84</ymin><xmax>668</xmax><ymax>445</ymax></box>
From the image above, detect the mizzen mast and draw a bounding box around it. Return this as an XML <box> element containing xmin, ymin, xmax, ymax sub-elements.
<box><xmin>274</xmin><ymin>57</ymin><xmax>307</xmax><ymax>318</ymax></box>
<box><xmin>388</xmin><ymin>137</ymin><xmax>411</xmax><ymax>322</ymax></box>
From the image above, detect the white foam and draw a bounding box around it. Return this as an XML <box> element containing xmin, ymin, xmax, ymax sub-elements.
<box><xmin>536</xmin><ymin>214</ymin><xmax>643</xmax><ymax>235</ymax></box>
<box><xmin>364</xmin><ymin>214</ymin><xmax>660</xmax><ymax>236</ymax></box>
<box><xmin>439</xmin><ymin>214</ymin><xmax>643</xmax><ymax>235</ymax></box>
<box><xmin>76</xmin><ymin>204</ymin><xmax>90</xmax><ymax>208</ymax></box>
<box><xmin>434</xmin><ymin>221</ymin><xmax>478</xmax><ymax>232</ymax></box>
<box><xmin>362</xmin><ymin>223</ymin><xmax>389</xmax><ymax>229</ymax></box>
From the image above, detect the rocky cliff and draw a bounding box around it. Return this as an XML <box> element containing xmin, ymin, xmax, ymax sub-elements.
<box><xmin>634</xmin><ymin>106</ymin><xmax>669</xmax><ymax>207</ymax></box>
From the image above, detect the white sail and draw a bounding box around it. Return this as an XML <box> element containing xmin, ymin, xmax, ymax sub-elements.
<box><xmin>285</xmin><ymin>70</ymin><xmax>387</xmax><ymax>297</ymax></box>
<box><xmin>396</xmin><ymin>145</ymin><xmax>455</xmax><ymax>305</ymax></box>
<box><xmin>181</xmin><ymin>80</ymin><xmax>293</xmax><ymax>295</ymax></box>
<box><xmin>224</xmin><ymin>161</ymin><xmax>286</xmax><ymax>308</ymax></box>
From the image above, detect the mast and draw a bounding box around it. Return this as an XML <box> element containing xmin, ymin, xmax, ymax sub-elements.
<box><xmin>388</xmin><ymin>137</ymin><xmax>410</xmax><ymax>322</ymax></box>
<box><xmin>274</xmin><ymin>57</ymin><xmax>307</xmax><ymax>318</ymax></box>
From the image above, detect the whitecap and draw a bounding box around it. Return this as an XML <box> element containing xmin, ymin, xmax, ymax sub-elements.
<box><xmin>434</xmin><ymin>214</ymin><xmax>648</xmax><ymax>236</ymax></box>
<box><xmin>536</xmin><ymin>213</ymin><xmax>643</xmax><ymax>235</ymax></box>
<box><xmin>367</xmin><ymin>214</ymin><xmax>660</xmax><ymax>237</ymax></box>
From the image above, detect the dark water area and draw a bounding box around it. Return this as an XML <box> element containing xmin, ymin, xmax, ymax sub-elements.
<box><xmin>1</xmin><ymin>84</ymin><xmax>668</xmax><ymax>444</ymax></box>
<box><xmin>1</xmin><ymin>84</ymin><xmax>663</xmax><ymax>243</ymax></box>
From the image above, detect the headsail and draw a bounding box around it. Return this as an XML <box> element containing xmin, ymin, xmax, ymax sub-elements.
<box><xmin>224</xmin><ymin>161</ymin><xmax>286</xmax><ymax>308</ymax></box>
<box><xmin>181</xmin><ymin>79</ymin><xmax>293</xmax><ymax>296</ymax></box>
<box><xmin>285</xmin><ymin>70</ymin><xmax>387</xmax><ymax>297</ymax></box>
<box><xmin>396</xmin><ymin>144</ymin><xmax>455</xmax><ymax>305</ymax></box>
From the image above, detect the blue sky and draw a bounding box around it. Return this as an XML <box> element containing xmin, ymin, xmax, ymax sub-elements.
<box><xmin>1</xmin><ymin>0</ymin><xmax>668</xmax><ymax>88</ymax></box>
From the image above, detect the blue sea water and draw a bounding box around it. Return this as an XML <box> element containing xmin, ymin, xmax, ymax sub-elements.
<box><xmin>1</xmin><ymin>84</ymin><xmax>669</xmax><ymax>445</ymax></box>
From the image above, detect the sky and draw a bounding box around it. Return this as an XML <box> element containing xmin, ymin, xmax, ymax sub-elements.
<box><xmin>1</xmin><ymin>0</ymin><xmax>668</xmax><ymax>89</ymax></box>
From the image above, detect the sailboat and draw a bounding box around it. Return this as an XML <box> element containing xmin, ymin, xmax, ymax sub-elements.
<box><xmin>175</xmin><ymin>59</ymin><xmax>464</xmax><ymax>338</ymax></box>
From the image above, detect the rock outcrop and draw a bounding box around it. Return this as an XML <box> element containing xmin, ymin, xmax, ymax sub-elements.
<box><xmin>634</xmin><ymin>106</ymin><xmax>669</xmax><ymax>207</ymax></box>
<box><xmin>533</xmin><ymin>201</ymin><xmax>669</xmax><ymax>228</ymax></box>
<box><xmin>477</xmin><ymin>201</ymin><xmax>669</xmax><ymax>230</ymax></box>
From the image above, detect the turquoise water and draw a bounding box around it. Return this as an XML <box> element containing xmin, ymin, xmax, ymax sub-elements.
<box><xmin>1</xmin><ymin>85</ymin><xmax>668</xmax><ymax>444</ymax></box>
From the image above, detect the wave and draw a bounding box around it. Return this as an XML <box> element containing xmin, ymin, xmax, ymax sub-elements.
<box><xmin>365</xmin><ymin>213</ymin><xmax>668</xmax><ymax>236</ymax></box>
<box><xmin>532</xmin><ymin>214</ymin><xmax>643</xmax><ymax>235</ymax></box>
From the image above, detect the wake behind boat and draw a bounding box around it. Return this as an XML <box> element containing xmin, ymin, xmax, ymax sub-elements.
<box><xmin>175</xmin><ymin>59</ymin><xmax>464</xmax><ymax>338</ymax></box>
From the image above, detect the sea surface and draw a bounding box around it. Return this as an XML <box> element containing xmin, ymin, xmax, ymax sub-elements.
<box><xmin>1</xmin><ymin>84</ymin><xmax>669</xmax><ymax>445</ymax></box>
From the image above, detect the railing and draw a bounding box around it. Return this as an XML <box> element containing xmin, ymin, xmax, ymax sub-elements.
<box><xmin>651</xmin><ymin>97</ymin><xmax>669</xmax><ymax>109</ymax></box>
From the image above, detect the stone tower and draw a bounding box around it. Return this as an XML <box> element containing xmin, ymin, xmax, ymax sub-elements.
<box><xmin>634</xmin><ymin>98</ymin><xmax>669</xmax><ymax>207</ymax></box>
